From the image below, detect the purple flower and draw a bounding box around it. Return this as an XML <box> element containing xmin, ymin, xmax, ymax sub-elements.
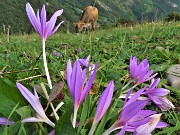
<box><xmin>89</xmin><ymin>81</ymin><xmax>114</xmax><ymax>135</ymax></box>
<box><xmin>26</xmin><ymin>3</ymin><xmax>64</xmax><ymax>40</ymax></box>
<box><xmin>76</xmin><ymin>48</ymin><xmax>82</xmax><ymax>53</ymax></box>
<box><xmin>144</xmin><ymin>78</ymin><xmax>175</xmax><ymax>111</ymax></box>
<box><xmin>129</xmin><ymin>56</ymin><xmax>157</xmax><ymax>85</ymax></box>
<box><xmin>66</xmin><ymin>57</ymin><xmax>98</xmax><ymax>128</ymax></box>
<box><xmin>0</xmin><ymin>117</ymin><xmax>14</xmax><ymax>125</ymax></box>
<box><xmin>53</xmin><ymin>50</ymin><xmax>60</xmax><ymax>58</ymax></box>
<box><xmin>102</xmin><ymin>87</ymin><xmax>167</xmax><ymax>135</ymax></box>
<box><xmin>102</xmin><ymin>100</ymin><xmax>146</xmax><ymax>135</ymax></box>
<box><xmin>134</xmin><ymin>114</ymin><xmax>165</xmax><ymax>135</ymax></box>
<box><xmin>16</xmin><ymin>82</ymin><xmax>55</xmax><ymax>127</ymax></box>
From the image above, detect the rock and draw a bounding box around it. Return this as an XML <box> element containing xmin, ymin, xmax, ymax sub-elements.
<box><xmin>166</xmin><ymin>64</ymin><xmax>180</xmax><ymax>88</ymax></box>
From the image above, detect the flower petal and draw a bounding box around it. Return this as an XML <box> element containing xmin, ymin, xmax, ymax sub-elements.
<box><xmin>124</xmin><ymin>86</ymin><xmax>146</xmax><ymax>108</ymax></box>
<box><xmin>22</xmin><ymin>117</ymin><xmax>44</xmax><ymax>123</ymax></box>
<box><xmin>0</xmin><ymin>117</ymin><xmax>14</xmax><ymax>125</ymax></box>
<box><xmin>135</xmin><ymin>114</ymin><xmax>162</xmax><ymax>135</ymax></box>
<box><xmin>80</xmin><ymin>63</ymin><xmax>98</xmax><ymax>103</ymax></box>
<box><xmin>26</xmin><ymin>3</ymin><xmax>41</xmax><ymax>34</ymax></box>
<box><xmin>153</xmin><ymin>88</ymin><xmax>169</xmax><ymax>96</ymax></box>
<box><xmin>50</xmin><ymin>21</ymin><xmax>64</xmax><ymax>36</ymax></box>
<box><xmin>119</xmin><ymin>100</ymin><xmax>146</xmax><ymax>124</ymax></box>
<box><xmin>46</xmin><ymin>9</ymin><xmax>63</xmax><ymax>37</ymax></box>
<box><xmin>94</xmin><ymin>81</ymin><xmax>114</xmax><ymax>123</ymax></box>
<box><xmin>40</xmin><ymin>5</ymin><xmax>47</xmax><ymax>39</ymax></box>
<box><xmin>16</xmin><ymin>82</ymin><xmax>46</xmax><ymax>119</ymax></box>
<box><xmin>70</xmin><ymin>60</ymin><xmax>83</xmax><ymax>106</ymax></box>
<box><xmin>66</xmin><ymin>59</ymin><xmax>73</xmax><ymax>98</ymax></box>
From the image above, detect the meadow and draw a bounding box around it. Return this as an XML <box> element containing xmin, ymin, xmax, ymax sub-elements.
<box><xmin>0</xmin><ymin>21</ymin><xmax>180</xmax><ymax>134</ymax></box>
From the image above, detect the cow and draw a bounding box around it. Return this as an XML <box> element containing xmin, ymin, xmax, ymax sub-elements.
<box><xmin>74</xmin><ymin>6</ymin><xmax>98</xmax><ymax>34</ymax></box>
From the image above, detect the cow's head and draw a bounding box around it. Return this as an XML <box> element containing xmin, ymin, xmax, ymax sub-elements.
<box><xmin>74</xmin><ymin>22</ymin><xmax>86</xmax><ymax>34</ymax></box>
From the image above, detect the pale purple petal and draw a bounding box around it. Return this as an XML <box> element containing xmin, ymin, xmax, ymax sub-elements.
<box><xmin>46</xmin><ymin>9</ymin><xmax>63</xmax><ymax>37</ymax></box>
<box><xmin>94</xmin><ymin>81</ymin><xmax>114</xmax><ymax>123</ymax></box>
<box><xmin>129</xmin><ymin>110</ymin><xmax>157</xmax><ymax>123</ymax></box>
<box><xmin>16</xmin><ymin>82</ymin><xmax>46</xmax><ymax>118</ymax></box>
<box><xmin>26</xmin><ymin>3</ymin><xmax>41</xmax><ymax>34</ymax></box>
<box><xmin>158</xmin><ymin>97</ymin><xmax>175</xmax><ymax>111</ymax></box>
<box><xmin>124</xmin><ymin>86</ymin><xmax>146</xmax><ymax>108</ymax></box>
<box><xmin>80</xmin><ymin>63</ymin><xmax>98</xmax><ymax>103</ymax></box>
<box><xmin>40</xmin><ymin>5</ymin><xmax>46</xmax><ymax>39</ymax></box>
<box><xmin>85</xmin><ymin>55</ymin><xmax>91</xmax><ymax>63</ymax></box>
<box><xmin>50</xmin><ymin>21</ymin><xmax>64</xmax><ymax>36</ymax></box>
<box><xmin>156</xmin><ymin>122</ymin><xmax>168</xmax><ymax>128</ymax></box>
<box><xmin>22</xmin><ymin>117</ymin><xmax>44</xmax><ymax>123</ymax></box>
<box><xmin>134</xmin><ymin>114</ymin><xmax>162</xmax><ymax>135</ymax></box>
<box><xmin>148</xmin><ymin>94</ymin><xmax>162</xmax><ymax>105</ymax></box>
<box><xmin>0</xmin><ymin>117</ymin><xmax>14</xmax><ymax>125</ymax></box>
<box><xmin>148</xmin><ymin>78</ymin><xmax>160</xmax><ymax>90</ymax></box>
<box><xmin>119</xmin><ymin>101</ymin><xmax>146</xmax><ymax>123</ymax></box>
<box><xmin>48</xmin><ymin>130</ymin><xmax>55</xmax><ymax>135</ymax></box>
<box><xmin>129</xmin><ymin>117</ymin><xmax>152</xmax><ymax>127</ymax></box>
<box><xmin>71</xmin><ymin>61</ymin><xmax>83</xmax><ymax>106</ymax></box>
<box><xmin>124</xmin><ymin>88</ymin><xmax>133</xmax><ymax>105</ymax></box>
<box><xmin>153</xmin><ymin>88</ymin><xmax>169</xmax><ymax>96</ymax></box>
<box><xmin>66</xmin><ymin>59</ymin><xmax>73</xmax><ymax>98</ymax></box>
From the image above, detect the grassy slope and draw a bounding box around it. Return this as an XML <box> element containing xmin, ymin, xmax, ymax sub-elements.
<box><xmin>0</xmin><ymin>22</ymin><xmax>179</xmax><ymax>82</ymax></box>
<box><xmin>0</xmin><ymin>21</ymin><xmax>180</xmax><ymax>133</ymax></box>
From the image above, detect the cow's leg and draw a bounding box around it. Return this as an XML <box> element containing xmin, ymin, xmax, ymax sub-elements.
<box><xmin>92</xmin><ymin>22</ymin><xmax>96</xmax><ymax>31</ymax></box>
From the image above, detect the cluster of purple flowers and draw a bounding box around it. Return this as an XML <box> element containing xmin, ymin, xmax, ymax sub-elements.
<box><xmin>0</xmin><ymin>3</ymin><xmax>175</xmax><ymax>135</ymax></box>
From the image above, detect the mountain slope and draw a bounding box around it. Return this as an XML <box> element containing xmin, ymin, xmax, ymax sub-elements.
<box><xmin>0</xmin><ymin>0</ymin><xmax>179</xmax><ymax>34</ymax></box>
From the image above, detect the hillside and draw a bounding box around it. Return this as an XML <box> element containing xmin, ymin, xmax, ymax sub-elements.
<box><xmin>0</xmin><ymin>0</ymin><xmax>180</xmax><ymax>34</ymax></box>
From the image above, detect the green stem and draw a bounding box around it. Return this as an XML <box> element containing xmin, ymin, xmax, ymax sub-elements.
<box><xmin>42</xmin><ymin>39</ymin><xmax>52</xmax><ymax>89</ymax></box>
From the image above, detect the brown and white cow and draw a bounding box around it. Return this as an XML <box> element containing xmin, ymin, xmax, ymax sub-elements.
<box><xmin>74</xmin><ymin>6</ymin><xmax>98</xmax><ymax>34</ymax></box>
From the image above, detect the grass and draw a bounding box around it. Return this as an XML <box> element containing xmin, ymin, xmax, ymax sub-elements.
<box><xmin>0</xmin><ymin>21</ymin><xmax>180</xmax><ymax>134</ymax></box>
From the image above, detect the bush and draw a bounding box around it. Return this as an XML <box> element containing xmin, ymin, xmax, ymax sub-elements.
<box><xmin>165</xmin><ymin>12</ymin><xmax>180</xmax><ymax>22</ymax></box>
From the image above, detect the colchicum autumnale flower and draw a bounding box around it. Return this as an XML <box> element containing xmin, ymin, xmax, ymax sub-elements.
<box><xmin>16</xmin><ymin>82</ymin><xmax>55</xmax><ymax>127</ymax></box>
<box><xmin>103</xmin><ymin>87</ymin><xmax>167</xmax><ymax>135</ymax></box>
<box><xmin>66</xmin><ymin>57</ymin><xmax>98</xmax><ymax>128</ymax></box>
<box><xmin>26</xmin><ymin>3</ymin><xmax>63</xmax><ymax>41</ymax></box>
<box><xmin>144</xmin><ymin>78</ymin><xmax>175</xmax><ymax>111</ymax></box>
<box><xmin>129</xmin><ymin>56</ymin><xmax>157</xmax><ymax>86</ymax></box>
<box><xmin>88</xmin><ymin>81</ymin><xmax>114</xmax><ymax>135</ymax></box>
<box><xmin>26</xmin><ymin>3</ymin><xmax>64</xmax><ymax>89</ymax></box>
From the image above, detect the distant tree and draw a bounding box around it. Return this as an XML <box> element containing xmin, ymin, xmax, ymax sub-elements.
<box><xmin>165</xmin><ymin>12</ymin><xmax>180</xmax><ymax>22</ymax></box>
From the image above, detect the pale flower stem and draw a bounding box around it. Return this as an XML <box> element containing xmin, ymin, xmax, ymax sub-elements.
<box><xmin>50</xmin><ymin>102</ymin><xmax>64</xmax><ymax>116</ymax></box>
<box><xmin>88</xmin><ymin>121</ymin><xmax>97</xmax><ymax>135</ymax></box>
<box><xmin>72</xmin><ymin>106</ymin><xmax>78</xmax><ymax>128</ymax></box>
<box><xmin>47</xmin><ymin>119</ymin><xmax>55</xmax><ymax>128</ymax></box>
<box><xmin>122</xmin><ymin>83</ymin><xmax>138</xmax><ymax>94</ymax></box>
<box><xmin>102</xmin><ymin>122</ymin><xmax>119</xmax><ymax>135</ymax></box>
<box><xmin>40</xmin><ymin>83</ymin><xmax>59</xmax><ymax>121</ymax></box>
<box><xmin>42</xmin><ymin>39</ymin><xmax>52</xmax><ymax>89</ymax></box>
<box><xmin>122</xmin><ymin>79</ymin><xmax>133</xmax><ymax>90</ymax></box>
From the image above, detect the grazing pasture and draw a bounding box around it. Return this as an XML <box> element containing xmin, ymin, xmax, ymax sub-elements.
<box><xmin>0</xmin><ymin>21</ymin><xmax>180</xmax><ymax>134</ymax></box>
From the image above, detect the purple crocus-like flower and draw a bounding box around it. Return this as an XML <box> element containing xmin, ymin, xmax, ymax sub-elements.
<box><xmin>26</xmin><ymin>3</ymin><xmax>64</xmax><ymax>89</ymax></box>
<box><xmin>144</xmin><ymin>78</ymin><xmax>175</xmax><ymax>111</ymax></box>
<box><xmin>66</xmin><ymin>57</ymin><xmax>98</xmax><ymax>128</ymax></box>
<box><xmin>16</xmin><ymin>82</ymin><xmax>55</xmax><ymax>127</ymax></box>
<box><xmin>76</xmin><ymin>48</ymin><xmax>82</xmax><ymax>53</ymax></box>
<box><xmin>134</xmin><ymin>114</ymin><xmax>165</xmax><ymax>135</ymax></box>
<box><xmin>88</xmin><ymin>81</ymin><xmax>114</xmax><ymax>135</ymax></box>
<box><xmin>0</xmin><ymin>117</ymin><xmax>14</xmax><ymax>125</ymax></box>
<box><xmin>53</xmin><ymin>50</ymin><xmax>60</xmax><ymax>58</ymax></box>
<box><xmin>102</xmin><ymin>87</ymin><xmax>168</xmax><ymax>135</ymax></box>
<box><xmin>26</xmin><ymin>3</ymin><xmax>63</xmax><ymax>41</ymax></box>
<box><xmin>129</xmin><ymin>56</ymin><xmax>157</xmax><ymax>85</ymax></box>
